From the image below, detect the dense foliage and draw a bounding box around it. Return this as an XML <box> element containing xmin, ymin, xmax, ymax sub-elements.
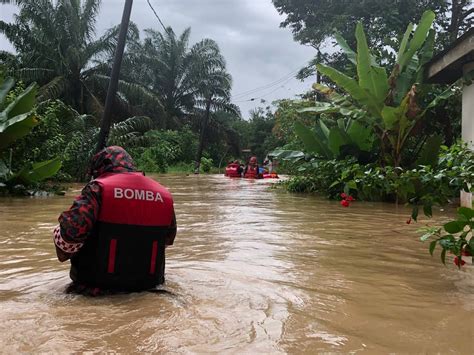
<box><xmin>273</xmin><ymin>0</ymin><xmax>473</xmax><ymax>76</ymax></box>
<box><xmin>0</xmin><ymin>75</ymin><xmax>61</xmax><ymax>191</ymax></box>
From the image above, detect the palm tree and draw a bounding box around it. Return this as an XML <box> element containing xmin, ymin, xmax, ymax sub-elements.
<box><xmin>121</xmin><ymin>27</ymin><xmax>233</xmax><ymax>129</ymax></box>
<box><xmin>0</xmin><ymin>0</ymin><xmax>118</xmax><ymax>112</ymax></box>
<box><xmin>193</xmin><ymin>66</ymin><xmax>240</xmax><ymax>173</ymax></box>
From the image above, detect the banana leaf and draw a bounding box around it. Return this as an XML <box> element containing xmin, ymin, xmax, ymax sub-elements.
<box><xmin>317</xmin><ymin>63</ymin><xmax>382</xmax><ymax>117</ymax></box>
<box><xmin>398</xmin><ymin>10</ymin><xmax>435</xmax><ymax>71</ymax></box>
<box><xmin>355</xmin><ymin>23</ymin><xmax>388</xmax><ymax>103</ymax></box>
<box><xmin>416</xmin><ymin>135</ymin><xmax>442</xmax><ymax>167</ymax></box>
<box><xmin>335</xmin><ymin>33</ymin><xmax>357</xmax><ymax>65</ymax></box>
<box><xmin>397</xmin><ymin>23</ymin><xmax>414</xmax><ymax>63</ymax></box>
<box><xmin>11</xmin><ymin>157</ymin><xmax>62</xmax><ymax>184</ymax></box>
<box><xmin>328</xmin><ymin>127</ymin><xmax>351</xmax><ymax>156</ymax></box>
<box><xmin>268</xmin><ymin>150</ymin><xmax>305</xmax><ymax>161</ymax></box>
<box><xmin>347</xmin><ymin>120</ymin><xmax>374</xmax><ymax>152</ymax></box>
<box><xmin>294</xmin><ymin>121</ymin><xmax>331</xmax><ymax>158</ymax></box>
<box><xmin>0</xmin><ymin>82</ymin><xmax>39</xmax><ymax>150</ymax></box>
<box><xmin>0</xmin><ymin>77</ymin><xmax>14</xmax><ymax>103</ymax></box>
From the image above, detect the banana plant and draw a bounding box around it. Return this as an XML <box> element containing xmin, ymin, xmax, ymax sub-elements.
<box><xmin>293</xmin><ymin>118</ymin><xmax>375</xmax><ymax>162</ymax></box>
<box><xmin>0</xmin><ymin>74</ymin><xmax>61</xmax><ymax>185</ymax></box>
<box><xmin>308</xmin><ymin>10</ymin><xmax>453</xmax><ymax>167</ymax></box>
<box><xmin>0</xmin><ymin>76</ymin><xmax>39</xmax><ymax>150</ymax></box>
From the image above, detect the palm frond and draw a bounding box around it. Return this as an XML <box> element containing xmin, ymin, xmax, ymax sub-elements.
<box><xmin>37</xmin><ymin>75</ymin><xmax>67</xmax><ymax>100</ymax></box>
<box><xmin>109</xmin><ymin>116</ymin><xmax>154</xmax><ymax>147</ymax></box>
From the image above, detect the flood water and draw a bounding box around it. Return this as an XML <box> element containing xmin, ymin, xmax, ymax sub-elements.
<box><xmin>0</xmin><ymin>174</ymin><xmax>473</xmax><ymax>353</ymax></box>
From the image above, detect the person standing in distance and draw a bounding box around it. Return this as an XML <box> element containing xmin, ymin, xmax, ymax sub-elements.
<box><xmin>53</xmin><ymin>146</ymin><xmax>177</xmax><ymax>295</ymax></box>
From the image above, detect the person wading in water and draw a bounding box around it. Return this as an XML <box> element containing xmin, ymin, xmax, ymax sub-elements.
<box><xmin>53</xmin><ymin>146</ymin><xmax>177</xmax><ymax>296</ymax></box>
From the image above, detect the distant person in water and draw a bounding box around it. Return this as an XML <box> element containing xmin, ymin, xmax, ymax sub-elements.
<box><xmin>244</xmin><ymin>156</ymin><xmax>261</xmax><ymax>179</ymax></box>
<box><xmin>52</xmin><ymin>146</ymin><xmax>177</xmax><ymax>296</ymax></box>
<box><xmin>225</xmin><ymin>160</ymin><xmax>241</xmax><ymax>177</ymax></box>
<box><xmin>236</xmin><ymin>160</ymin><xmax>244</xmax><ymax>175</ymax></box>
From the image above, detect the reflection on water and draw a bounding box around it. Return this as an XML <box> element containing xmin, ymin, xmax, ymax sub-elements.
<box><xmin>0</xmin><ymin>174</ymin><xmax>473</xmax><ymax>353</ymax></box>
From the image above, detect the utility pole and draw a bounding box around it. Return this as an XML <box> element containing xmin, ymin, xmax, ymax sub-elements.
<box><xmin>96</xmin><ymin>0</ymin><xmax>134</xmax><ymax>153</ymax></box>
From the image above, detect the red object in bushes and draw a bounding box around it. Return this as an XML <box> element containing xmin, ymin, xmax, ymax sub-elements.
<box><xmin>454</xmin><ymin>256</ymin><xmax>466</xmax><ymax>267</ymax></box>
<box><xmin>341</xmin><ymin>200</ymin><xmax>350</xmax><ymax>207</ymax></box>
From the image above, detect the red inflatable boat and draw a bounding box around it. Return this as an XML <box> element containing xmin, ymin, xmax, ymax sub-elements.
<box><xmin>224</xmin><ymin>164</ymin><xmax>241</xmax><ymax>178</ymax></box>
<box><xmin>263</xmin><ymin>172</ymin><xmax>279</xmax><ymax>179</ymax></box>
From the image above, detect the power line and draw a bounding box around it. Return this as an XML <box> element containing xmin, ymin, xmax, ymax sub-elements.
<box><xmin>231</xmin><ymin>61</ymin><xmax>313</xmax><ymax>100</ymax></box>
<box><xmin>146</xmin><ymin>0</ymin><xmax>169</xmax><ymax>33</ymax></box>
<box><xmin>231</xmin><ymin>66</ymin><xmax>303</xmax><ymax>99</ymax></box>
<box><xmin>233</xmin><ymin>75</ymin><xmax>295</xmax><ymax>103</ymax></box>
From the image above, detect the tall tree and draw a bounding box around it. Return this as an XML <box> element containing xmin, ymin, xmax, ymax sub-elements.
<box><xmin>193</xmin><ymin>66</ymin><xmax>239</xmax><ymax>173</ymax></box>
<box><xmin>273</xmin><ymin>0</ymin><xmax>473</xmax><ymax>76</ymax></box>
<box><xmin>0</xmin><ymin>0</ymin><xmax>119</xmax><ymax>112</ymax></box>
<box><xmin>121</xmin><ymin>27</ymin><xmax>232</xmax><ymax>129</ymax></box>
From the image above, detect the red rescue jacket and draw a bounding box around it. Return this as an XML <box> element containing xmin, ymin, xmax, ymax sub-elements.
<box><xmin>70</xmin><ymin>172</ymin><xmax>176</xmax><ymax>291</ymax></box>
<box><xmin>244</xmin><ymin>165</ymin><xmax>260</xmax><ymax>179</ymax></box>
<box><xmin>225</xmin><ymin>163</ymin><xmax>241</xmax><ymax>177</ymax></box>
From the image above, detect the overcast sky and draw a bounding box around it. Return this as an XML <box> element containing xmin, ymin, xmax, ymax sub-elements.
<box><xmin>0</xmin><ymin>0</ymin><xmax>316</xmax><ymax>118</ymax></box>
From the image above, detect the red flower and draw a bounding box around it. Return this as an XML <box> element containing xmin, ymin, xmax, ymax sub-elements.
<box><xmin>406</xmin><ymin>217</ymin><xmax>412</xmax><ymax>224</ymax></box>
<box><xmin>340</xmin><ymin>193</ymin><xmax>347</xmax><ymax>199</ymax></box>
<box><xmin>453</xmin><ymin>256</ymin><xmax>466</xmax><ymax>267</ymax></box>
<box><xmin>346</xmin><ymin>196</ymin><xmax>355</xmax><ymax>202</ymax></box>
<box><xmin>341</xmin><ymin>200</ymin><xmax>350</xmax><ymax>207</ymax></box>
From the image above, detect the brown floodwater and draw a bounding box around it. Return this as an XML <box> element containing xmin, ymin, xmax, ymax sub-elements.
<box><xmin>0</xmin><ymin>174</ymin><xmax>473</xmax><ymax>353</ymax></box>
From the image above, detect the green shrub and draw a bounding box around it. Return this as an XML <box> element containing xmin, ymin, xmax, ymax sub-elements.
<box><xmin>201</xmin><ymin>157</ymin><xmax>213</xmax><ymax>173</ymax></box>
<box><xmin>282</xmin><ymin>141</ymin><xmax>474</xmax><ymax>206</ymax></box>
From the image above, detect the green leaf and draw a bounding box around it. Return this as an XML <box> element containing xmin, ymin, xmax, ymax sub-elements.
<box><xmin>443</xmin><ymin>221</ymin><xmax>464</xmax><ymax>234</ymax></box>
<box><xmin>317</xmin><ymin>63</ymin><xmax>382</xmax><ymax>117</ymax></box>
<box><xmin>0</xmin><ymin>159</ymin><xmax>9</xmax><ymax>180</ymax></box>
<box><xmin>268</xmin><ymin>150</ymin><xmax>305</xmax><ymax>161</ymax></box>
<box><xmin>318</xmin><ymin>120</ymin><xmax>330</xmax><ymax>140</ymax></box>
<box><xmin>416</xmin><ymin>29</ymin><xmax>435</xmax><ymax>83</ymax></box>
<box><xmin>298</xmin><ymin>104</ymin><xmax>340</xmax><ymax>114</ymax></box>
<box><xmin>2</xmin><ymin>82</ymin><xmax>37</xmax><ymax>119</ymax></box>
<box><xmin>13</xmin><ymin>157</ymin><xmax>62</xmax><ymax>183</ymax></box>
<box><xmin>0</xmin><ymin>113</ymin><xmax>40</xmax><ymax>150</ymax></box>
<box><xmin>335</xmin><ymin>32</ymin><xmax>357</xmax><ymax>65</ymax></box>
<box><xmin>347</xmin><ymin>180</ymin><xmax>357</xmax><ymax>189</ymax></box>
<box><xmin>423</xmin><ymin>204</ymin><xmax>432</xmax><ymax>218</ymax></box>
<box><xmin>381</xmin><ymin>106</ymin><xmax>401</xmax><ymax>130</ymax></box>
<box><xmin>420</xmin><ymin>232</ymin><xmax>432</xmax><ymax>241</ymax></box>
<box><xmin>420</xmin><ymin>84</ymin><xmax>457</xmax><ymax>117</ymax></box>
<box><xmin>411</xmin><ymin>206</ymin><xmax>419</xmax><ymax>221</ymax></box>
<box><xmin>355</xmin><ymin>23</ymin><xmax>388</xmax><ymax>103</ymax></box>
<box><xmin>440</xmin><ymin>248</ymin><xmax>446</xmax><ymax>265</ymax></box>
<box><xmin>429</xmin><ymin>240</ymin><xmax>437</xmax><ymax>255</ymax></box>
<box><xmin>397</xmin><ymin>23</ymin><xmax>414</xmax><ymax>63</ymax></box>
<box><xmin>328</xmin><ymin>127</ymin><xmax>350</xmax><ymax>157</ymax></box>
<box><xmin>294</xmin><ymin>121</ymin><xmax>331</xmax><ymax>158</ymax></box>
<box><xmin>399</xmin><ymin>10</ymin><xmax>435</xmax><ymax>72</ymax></box>
<box><xmin>0</xmin><ymin>77</ymin><xmax>14</xmax><ymax>103</ymax></box>
<box><xmin>458</xmin><ymin>207</ymin><xmax>474</xmax><ymax>220</ymax></box>
<box><xmin>347</xmin><ymin>120</ymin><xmax>373</xmax><ymax>151</ymax></box>
<box><xmin>416</xmin><ymin>134</ymin><xmax>442</xmax><ymax>167</ymax></box>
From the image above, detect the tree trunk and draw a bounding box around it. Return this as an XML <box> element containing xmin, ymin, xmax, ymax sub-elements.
<box><xmin>194</xmin><ymin>97</ymin><xmax>212</xmax><ymax>174</ymax></box>
<box><xmin>448</xmin><ymin>0</ymin><xmax>465</xmax><ymax>42</ymax></box>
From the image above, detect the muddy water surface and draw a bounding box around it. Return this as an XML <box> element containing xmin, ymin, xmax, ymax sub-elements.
<box><xmin>0</xmin><ymin>174</ymin><xmax>473</xmax><ymax>353</ymax></box>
